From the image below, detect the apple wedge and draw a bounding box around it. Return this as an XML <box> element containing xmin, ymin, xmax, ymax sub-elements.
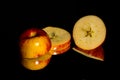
<box><xmin>21</xmin><ymin>53</ymin><xmax>52</xmax><ymax>70</ymax></box>
<box><xmin>73</xmin><ymin>15</ymin><xmax>106</xmax><ymax>50</ymax></box>
<box><xmin>43</xmin><ymin>26</ymin><xmax>71</xmax><ymax>55</ymax></box>
<box><xmin>72</xmin><ymin>15</ymin><xmax>106</xmax><ymax>61</ymax></box>
<box><xmin>72</xmin><ymin>46</ymin><xmax>104</xmax><ymax>61</ymax></box>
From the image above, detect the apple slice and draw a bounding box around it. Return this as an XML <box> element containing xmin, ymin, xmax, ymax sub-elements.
<box><xmin>19</xmin><ymin>28</ymin><xmax>51</xmax><ymax>58</ymax></box>
<box><xmin>72</xmin><ymin>15</ymin><xmax>106</xmax><ymax>61</ymax></box>
<box><xmin>73</xmin><ymin>15</ymin><xmax>106</xmax><ymax>50</ymax></box>
<box><xmin>21</xmin><ymin>53</ymin><xmax>52</xmax><ymax>70</ymax></box>
<box><xmin>43</xmin><ymin>26</ymin><xmax>71</xmax><ymax>55</ymax></box>
<box><xmin>72</xmin><ymin>46</ymin><xmax>104</xmax><ymax>61</ymax></box>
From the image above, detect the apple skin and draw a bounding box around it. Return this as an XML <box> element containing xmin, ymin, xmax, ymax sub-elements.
<box><xmin>73</xmin><ymin>45</ymin><xmax>104</xmax><ymax>61</ymax></box>
<box><xmin>21</xmin><ymin>53</ymin><xmax>52</xmax><ymax>70</ymax></box>
<box><xmin>19</xmin><ymin>28</ymin><xmax>51</xmax><ymax>58</ymax></box>
<box><xmin>22</xmin><ymin>58</ymin><xmax>51</xmax><ymax>70</ymax></box>
<box><xmin>49</xmin><ymin>40</ymin><xmax>71</xmax><ymax>55</ymax></box>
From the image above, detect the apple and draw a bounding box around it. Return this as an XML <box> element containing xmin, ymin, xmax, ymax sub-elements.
<box><xmin>49</xmin><ymin>40</ymin><xmax>71</xmax><ymax>55</ymax></box>
<box><xmin>73</xmin><ymin>46</ymin><xmax>104</xmax><ymax>61</ymax></box>
<box><xmin>21</xmin><ymin>53</ymin><xmax>52</xmax><ymax>70</ymax></box>
<box><xmin>73</xmin><ymin>15</ymin><xmax>106</xmax><ymax>50</ymax></box>
<box><xmin>72</xmin><ymin>15</ymin><xmax>106</xmax><ymax>61</ymax></box>
<box><xmin>43</xmin><ymin>26</ymin><xmax>71</xmax><ymax>55</ymax></box>
<box><xmin>19</xmin><ymin>28</ymin><xmax>51</xmax><ymax>58</ymax></box>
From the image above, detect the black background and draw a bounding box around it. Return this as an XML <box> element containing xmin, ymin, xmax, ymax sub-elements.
<box><xmin>2</xmin><ymin>0</ymin><xmax>118</xmax><ymax>80</ymax></box>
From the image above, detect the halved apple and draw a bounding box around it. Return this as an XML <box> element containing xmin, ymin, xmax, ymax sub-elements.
<box><xmin>21</xmin><ymin>53</ymin><xmax>52</xmax><ymax>70</ymax></box>
<box><xmin>73</xmin><ymin>15</ymin><xmax>106</xmax><ymax>50</ymax></box>
<box><xmin>43</xmin><ymin>26</ymin><xmax>71</xmax><ymax>55</ymax></box>
<box><xmin>72</xmin><ymin>15</ymin><xmax>106</xmax><ymax>61</ymax></box>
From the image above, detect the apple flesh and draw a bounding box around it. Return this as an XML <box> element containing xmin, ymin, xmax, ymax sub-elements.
<box><xmin>19</xmin><ymin>28</ymin><xmax>51</xmax><ymax>58</ymax></box>
<box><xmin>72</xmin><ymin>15</ymin><xmax>106</xmax><ymax>61</ymax></box>
<box><xmin>73</xmin><ymin>15</ymin><xmax>106</xmax><ymax>50</ymax></box>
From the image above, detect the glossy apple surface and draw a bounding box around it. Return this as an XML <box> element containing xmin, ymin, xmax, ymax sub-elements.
<box><xmin>22</xmin><ymin>53</ymin><xmax>52</xmax><ymax>70</ymax></box>
<box><xmin>49</xmin><ymin>40</ymin><xmax>71</xmax><ymax>55</ymax></box>
<box><xmin>19</xmin><ymin>28</ymin><xmax>51</xmax><ymax>58</ymax></box>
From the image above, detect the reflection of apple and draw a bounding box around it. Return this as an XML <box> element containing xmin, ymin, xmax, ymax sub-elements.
<box><xmin>19</xmin><ymin>28</ymin><xmax>51</xmax><ymax>58</ymax></box>
<box><xmin>43</xmin><ymin>26</ymin><xmax>71</xmax><ymax>55</ymax></box>
<box><xmin>72</xmin><ymin>15</ymin><xmax>106</xmax><ymax>61</ymax></box>
<box><xmin>22</xmin><ymin>54</ymin><xmax>52</xmax><ymax>70</ymax></box>
<box><xmin>73</xmin><ymin>15</ymin><xmax>106</xmax><ymax>50</ymax></box>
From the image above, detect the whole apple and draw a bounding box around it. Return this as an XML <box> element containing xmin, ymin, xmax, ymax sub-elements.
<box><xmin>19</xmin><ymin>28</ymin><xmax>51</xmax><ymax>58</ymax></box>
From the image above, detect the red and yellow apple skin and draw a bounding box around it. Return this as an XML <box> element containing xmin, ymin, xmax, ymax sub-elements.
<box><xmin>21</xmin><ymin>54</ymin><xmax>52</xmax><ymax>70</ymax></box>
<box><xmin>73</xmin><ymin>46</ymin><xmax>104</xmax><ymax>61</ymax></box>
<box><xmin>19</xmin><ymin>28</ymin><xmax>51</xmax><ymax>58</ymax></box>
<box><xmin>49</xmin><ymin>40</ymin><xmax>71</xmax><ymax>55</ymax></box>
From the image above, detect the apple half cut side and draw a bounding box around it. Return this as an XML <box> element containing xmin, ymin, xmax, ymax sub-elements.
<box><xmin>72</xmin><ymin>46</ymin><xmax>104</xmax><ymax>61</ymax></box>
<box><xmin>43</xmin><ymin>26</ymin><xmax>71</xmax><ymax>55</ymax></box>
<box><xmin>19</xmin><ymin>28</ymin><xmax>51</xmax><ymax>58</ymax></box>
<box><xmin>73</xmin><ymin>15</ymin><xmax>106</xmax><ymax>50</ymax></box>
<box><xmin>21</xmin><ymin>53</ymin><xmax>52</xmax><ymax>70</ymax></box>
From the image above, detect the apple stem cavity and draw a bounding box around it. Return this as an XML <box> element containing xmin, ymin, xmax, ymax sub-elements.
<box><xmin>29</xmin><ymin>31</ymin><xmax>37</xmax><ymax>37</ymax></box>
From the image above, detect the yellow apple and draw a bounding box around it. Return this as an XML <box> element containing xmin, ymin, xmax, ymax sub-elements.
<box><xmin>43</xmin><ymin>26</ymin><xmax>71</xmax><ymax>55</ymax></box>
<box><xmin>21</xmin><ymin>53</ymin><xmax>52</xmax><ymax>70</ymax></box>
<box><xmin>19</xmin><ymin>28</ymin><xmax>51</xmax><ymax>58</ymax></box>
